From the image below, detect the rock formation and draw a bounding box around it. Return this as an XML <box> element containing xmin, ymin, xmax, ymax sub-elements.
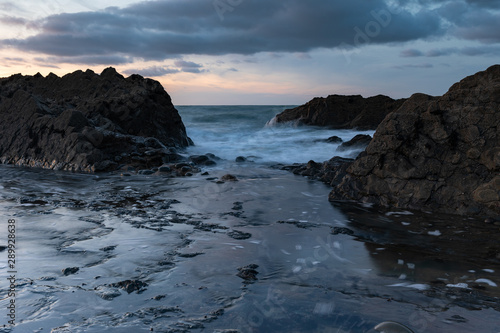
<box><xmin>0</xmin><ymin>68</ymin><xmax>192</xmax><ymax>172</ymax></box>
<box><xmin>329</xmin><ymin>65</ymin><xmax>500</xmax><ymax>217</ymax></box>
<box><xmin>271</xmin><ymin>94</ymin><xmax>406</xmax><ymax>130</ymax></box>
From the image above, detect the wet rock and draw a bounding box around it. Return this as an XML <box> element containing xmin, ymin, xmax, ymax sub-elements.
<box><xmin>0</xmin><ymin>246</ymin><xmax>6</xmax><ymax>252</ymax></box>
<box><xmin>158</xmin><ymin>165</ymin><xmax>171</xmax><ymax>173</ymax></box>
<box><xmin>189</xmin><ymin>155</ymin><xmax>208</xmax><ymax>164</ymax></box>
<box><xmin>177</xmin><ymin>252</ymin><xmax>204</xmax><ymax>258</ymax></box>
<box><xmin>280</xmin><ymin>156</ymin><xmax>353</xmax><ymax>186</ymax></box>
<box><xmin>0</xmin><ymin>68</ymin><xmax>191</xmax><ymax>172</ymax></box>
<box><xmin>336</xmin><ymin>134</ymin><xmax>372</xmax><ymax>152</ymax></box>
<box><xmin>17</xmin><ymin>197</ymin><xmax>48</xmax><ymax>205</ymax></box>
<box><xmin>99</xmin><ymin>245</ymin><xmax>117</xmax><ymax>252</ymax></box>
<box><xmin>325</xmin><ymin>136</ymin><xmax>343</xmax><ymax>144</ymax></box>
<box><xmin>152</xmin><ymin>295</ymin><xmax>166</xmax><ymax>301</ymax></box>
<box><xmin>237</xmin><ymin>264</ymin><xmax>259</xmax><ymax>281</ymax></box>
<box><xmin>220</xmin><ymin>174</ymin><xmax>238</xmax><ymax>182</ymax></box>
<box><xmin>227</xmin><ymin>230</ymin><xmax>252</xmax><ymax>240</ymax></box>
<box><xmin>94</xmin><ymin>286</ymin><xmax>122</xmax><ymax>300</ymax></box>
<box><xmin>62</xmin><ymin>267</ymin><xmax>79</xmax><ymax>276</ymax></box>
<box><xmin>271</xmin><ymin>94</ymin><xmax>405</xmax><ymax>130</ymax></box>
<box><xmin>138</xmin><ymin>169</ymin><xmax>155</xmax><ymax>175</ymax></box>
<box><xmin>277</xmin><ymin>220</ymin><xmax>319</xmax><ymax>229</ymax></box>
<box><xmin>235</xmin><ymin>156</ymin><xmax>247</xmax><ymax>162</ymax></box>
<box><xmin>109</xmin><ymin>279</ymin><xmax>148</xmax><ymax>293</ymax></box>
<box><xmin>331</xmin><ymin>227</ymin><xmax>355</xmax><ymax>236</ymax></box>
<box><xmin>330</xmin><ymin>65</ymin><xmax>500</xmax><ymax>217</ymax></box>
<box><xmin>232</xmin><ymin>202</ymin><xmax>243</xmax><ymax>210</ymax></box>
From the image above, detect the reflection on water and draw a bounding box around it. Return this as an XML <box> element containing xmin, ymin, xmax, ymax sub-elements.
<box><xmin>0</xmin><ymin>164</ymin><xmax>499</xmax><ymax>332</ymax></box>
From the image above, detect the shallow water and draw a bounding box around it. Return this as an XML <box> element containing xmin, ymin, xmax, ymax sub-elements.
<box><xmin>1</xmin><ymin>163</ymin><xmax>499</xmax><ymax>333</ymax></box>
<box><xmin>1</xmin><ymin>105</ymin><xmax>500</xmax><ymax>332</ymax></box>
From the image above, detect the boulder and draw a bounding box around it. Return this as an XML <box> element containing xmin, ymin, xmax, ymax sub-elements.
<box><xmin>330</xmin><ymin>65</ymin><xmax>500</xmax><ymax>217</ymax></box>
<box><xmin>270</xmin><ymin>94</ymin><xmax>405</xmax><ymax>130</ymax></box>
<box><xmin>0</xmin><ymin>68</ymin><xmax>192</xmax><ymax>172</ymax></box>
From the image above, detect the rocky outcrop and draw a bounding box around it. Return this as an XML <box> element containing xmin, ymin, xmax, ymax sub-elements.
<box><xmin>330</xmin><ymin>65</ymin><xmax>500</xmax><ymax>217</ymax></box>
<box><xmin>278</xmin><ymin>157</ymin><xmax>354</xmax><ymax>186</ymax></box>
<box><xmin>336</xmin><ymin>134</ymin><xmax>373</xmax><ymax>152</ymax></box>
<box><xmin>0</xmin><ymin>68</ymin><xmax>192</xmax><ymax>172</ymax></box>
<box><xmin>270</xmin><ymin>94</ymin><xmax>406</xmax><ymax>130</ymax></box>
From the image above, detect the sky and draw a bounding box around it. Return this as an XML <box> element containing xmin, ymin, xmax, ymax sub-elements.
<box><xmin>0</xmin><ymin>0</ymin><xmax>499</xmax><ymax>105</ymax></box>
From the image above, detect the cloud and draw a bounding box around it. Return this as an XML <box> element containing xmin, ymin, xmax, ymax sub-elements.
<box><xmin>436</xmin><ymin>0</ymin><xmax>500</xmax><ymax>43</ymax></box>
<box><xmin>393</xmin><ymin>63</ymin><xmax>434</xmax><ymax>70</ymax></box>
<box><xmin>400</xmin><ymin>49</ymin><xmax>424</xmax><ymax>57</ymax></box>
<box><xmin>122</xmin><ymin>66</ymin><xmax>179</xmax><ymax>77</ymax></box>
<box><xmin>123</xmin><ymin>61</ymin><xmax>207</xmax><ymax>76</ymax></box>
<box><xmin>1</xmin><ymin>0</ymin><xmax>445</xmax><ymax>61</ymax></box>
<box><xmin>401</xmin><ymin>45</ymin><xmax>500</xmax><ymax>57</ymax></box>
<box><xmin>174</xmin><ymin>60</ymin><xmax>207</xmax><ymax>73</ymax></box>
<box><xmin>34</xmin><ymin>55</ymin><xmax>134</xmax><ymax>65</ymax></box>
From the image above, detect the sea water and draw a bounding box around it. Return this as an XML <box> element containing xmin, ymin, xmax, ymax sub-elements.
<box><xmin>177</xmin><ymin>105</ymin><xmax>375</xmax><ymax>163</ymax></box>
<box><xmin>0</xmin><ymin>106</ymin><xmax>499</xmax><ymax>333</ymax></box>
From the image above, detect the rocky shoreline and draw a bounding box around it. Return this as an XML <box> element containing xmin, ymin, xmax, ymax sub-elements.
<box><xmin>0</xmin><ymin>67</ymin><xmax>192</xmax><ymax>172</ymax></box>
<box><xmin>1</xmin><ymin>66</ymin><xmax>499</xmax><ymax>218</ymax></box>
<box><xmin>271</xmin><ymin>94</ymin><xmax>405</xmax><ymax>130</ymax></box>
<box><xmin>279</xmin><ymin>65</ymin><xmax>500</xmax><ymax>218</ymax></box>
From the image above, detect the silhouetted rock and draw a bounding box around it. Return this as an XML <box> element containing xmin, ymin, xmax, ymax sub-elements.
<box><xmin>330</xmin><ymin>65</ymin><xmax>500</xmax><ymax>217</ymax></box>
<box><xmin>270</xmin><ymin>94</ymin><xmax>405</xmax><ymax>130</ymax></box>
<box><xmin>0</xmin><ymin>68</ymin><xmax>192</xmax><ymax>172</ymax></box>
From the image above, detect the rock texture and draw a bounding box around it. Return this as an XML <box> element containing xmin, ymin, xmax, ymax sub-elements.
<box><xmin>271</xmin><ymin>94</ymin><xmax>406</xmax><ymax>130</ymax></box>
<box><xmin>330</xmin><ymin>65</ymin><xmax>500</xmax><ymax>217</ymax></box>
<box><xmin>0</xmin><ymin>68</ymin><xmax>192</xmax><ymax>172</ymax></box>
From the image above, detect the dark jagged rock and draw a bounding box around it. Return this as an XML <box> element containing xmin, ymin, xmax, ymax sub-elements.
<box><xmin>279</xmin><ymin>156</ymin><xmax>354</xmax><ymax>187</ymax></box>
<box><xmin>0</xmin><ymin>68</ymin><xmax>192</xmax><ymax>172</ymax></box>
<box><xmin>270</xmin><ymin>94</ymin><xmax>406</xmax><ymax>130</ymax></box>
<box><xmin>336</xmin><ymin>134</ymin><xmax>373</xmax><ymax>152</ymax></box>
<box><xmin>330</xmin><ymin>65</ymin><xmax>500</xmax><ymax>217</ymax></box>
<box><xmin>109</xmin><ymin>279</ymin><xmax>148</xmax><ymax>294</ymax></box>
<box><xmin>237</xmin><ymin>264</ymin><xmax>259</xmax><ymax>282</ymax></box>
<box><xmin>62</xmin><ymin>267</ymin><xmax>79</xmax><ymax>276</ymax></box>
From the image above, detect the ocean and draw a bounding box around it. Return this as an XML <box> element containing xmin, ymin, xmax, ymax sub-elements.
<box><xmin>177</xmin><ymin>105</ymin><xmax>375</xmax><ymax>164</ymax></box>
<box><xmin>0</xmin><ymin>105</ymin><xmax>498</xmax><ymax>332</ymax></box>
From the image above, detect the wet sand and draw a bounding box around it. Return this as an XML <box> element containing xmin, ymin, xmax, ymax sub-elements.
<box><xmin>0</xmin><ymin>163</ymin><xmax>499</xmax><ymax>332</ymax></box>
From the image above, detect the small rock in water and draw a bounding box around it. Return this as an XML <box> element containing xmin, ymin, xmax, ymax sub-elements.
<box><xmin>227</xmin><ymin>230</ymin><xmax>252</xmax><ymax>240</ymax></box>
<box><xmin>325</xmin><ymin>136</ymin><xmax>343</xmax><ymax>144</ymax></box>
<box><xmin>221</xmin><ymin>174</ymin><xmax>238</xmax><ymax>182</ymax></box>
<box><xmin>109</xmin><ymin>279</ymin><xmax>148</xmax><ymax>294</ymax></box>
<box><xmin>237</xmin><ymin>264</ymin><xmax>259</xmax><ymax>281</ymax></box>
<box><xmin>331</xmin><ymin>227</ymin><xmax>355</xmax><ymax>235</ymax></box>
<box><xmin>158</xmin><ymin>165</ymin><xmax>171</xmax><ymax>172</ymax></box>
<box><xmin>62</xmin><ymin>267</ymin><xmax>79</xmax><ymax>276</ymax></box>
<box><xmin>235</xmin><ymin>156</ymin><xmax>246</xmax><ymax>162</ymax></box>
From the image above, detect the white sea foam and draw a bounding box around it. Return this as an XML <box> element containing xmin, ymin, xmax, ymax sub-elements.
<box><xmin>385</xmin><ymin>211</ymin><xmax>414</xmax><ymax>216</ymax></box>
<box><xmin>475</xmin><ymin>278</ymin><xmax>498</xmax><ymax>287</ymax></box>
<box><xmin>177</xmin><ymin>105</ymin><xmax>374</xmax><ymax>164</ymax></box>
<box><xmin>446</xmin><ymin>283</ymin><xmax>470</xmax><ymax>289</ymax></box>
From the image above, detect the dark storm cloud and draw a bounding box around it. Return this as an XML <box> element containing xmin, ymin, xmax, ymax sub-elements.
<box><xmin>400</xmin><ymin>45</ymin><xmax>500</xmax><ymax>57</ymax></box>
<box><xmin>1</xmin><ymin>0</ymin><xmax>446</xmax><ymax>60</ymax></box>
